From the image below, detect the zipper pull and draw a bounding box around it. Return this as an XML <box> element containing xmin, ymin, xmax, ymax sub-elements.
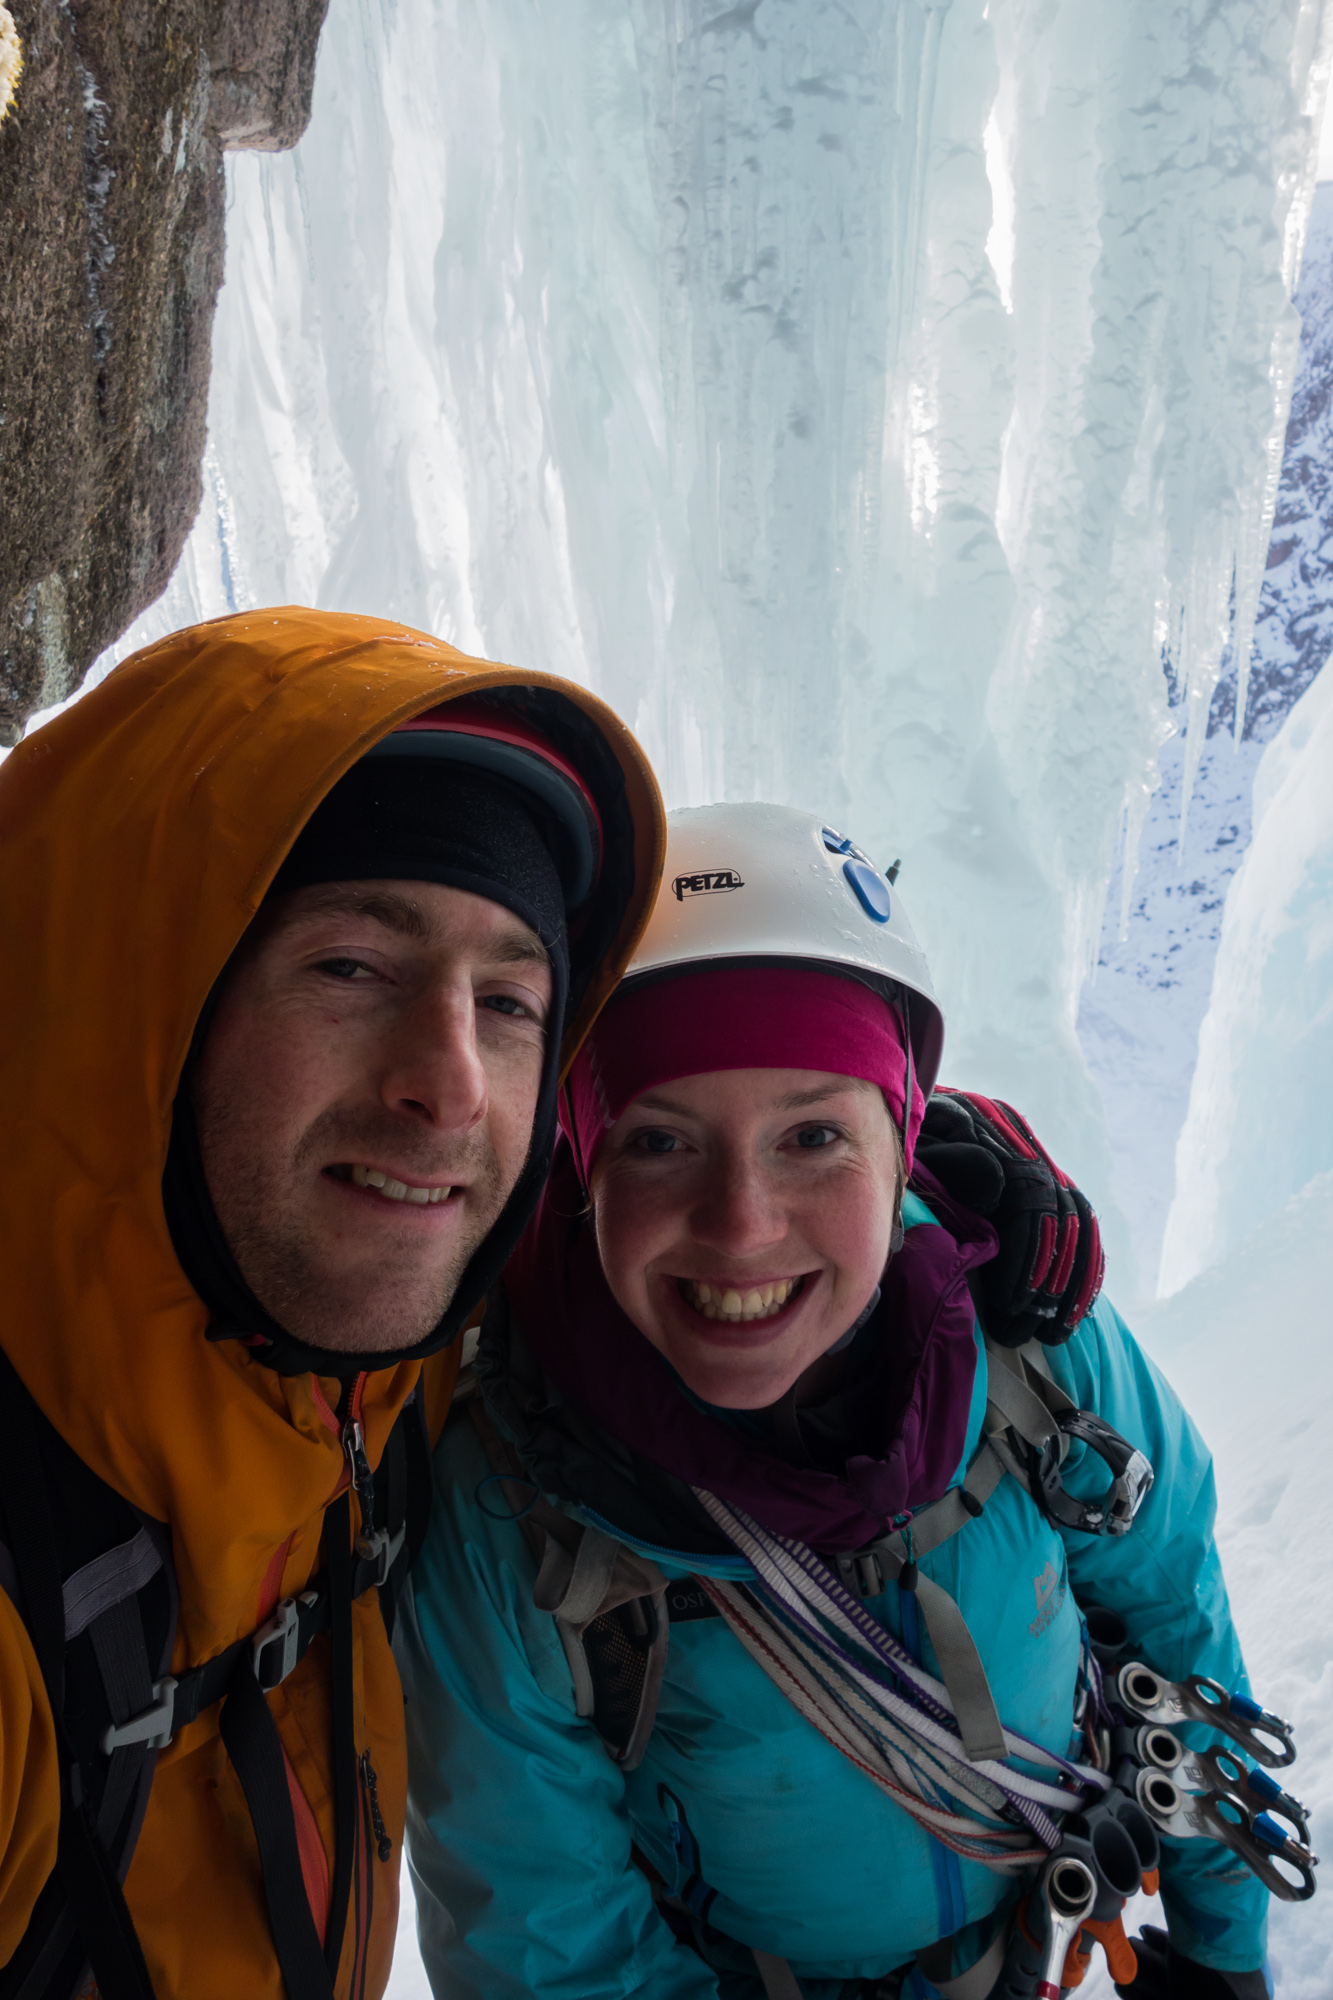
<box><xmin>360</xmin><ymin>1749</ymin><xmax>393</xmax><ymax>1862</ymax></box>
<box><xmin>342</xmin><ymin>1415</ymin><xmax>377</xmax><ymax>1537</ymax></box>
<box><xmin>343</xmin><ymin>1411</ymin><xmax>394</xmax><ymax>1580</ymax></box>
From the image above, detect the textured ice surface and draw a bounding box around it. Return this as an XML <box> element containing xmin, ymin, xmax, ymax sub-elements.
<box><xmin>1159</xmin><ymin>655</ymin><xmax>1333</xmax><ymax>1293</ymax></box>
<box><xmin>98</xmin><ymin>0</ymin><xmax>1329</xmax><ymax>1263</ymax></box>
<box><xmin>1078</xmin><ymin>182</ymin><xmax>1333</xmax><ymax>1301</ymax></box>
<box><xmin>1078</xmin><ymin>724</ymin><xmax>1264</xmax><ymax>1302</ymax></box>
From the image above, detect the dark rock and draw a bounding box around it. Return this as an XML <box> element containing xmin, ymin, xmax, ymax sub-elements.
<box><xmin>0</xmin><ymin>0</ymin><xmax>328</xmax><ymax>741</ymax></box>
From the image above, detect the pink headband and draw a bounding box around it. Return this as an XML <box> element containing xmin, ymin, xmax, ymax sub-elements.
<box><xmin>561</xmin><ymin>965</ymin><xmax>921</xmax><ymax>1176</ymax></box>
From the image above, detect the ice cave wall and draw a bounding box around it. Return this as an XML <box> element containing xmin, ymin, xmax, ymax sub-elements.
<box><xmin>100</xmin><ymin>0</ymin><xmax>1331</xmax><ymax>1263</ymax></box>
<box><xmin>1158</xmin><ymin>660</ymin><xmax>1333</xmax><ymax>1293</ymax></box>
<box><xmin>1078</xmin><ymin>181</ymin><xmax>1333</xmax><ymax>1299</ymax></box>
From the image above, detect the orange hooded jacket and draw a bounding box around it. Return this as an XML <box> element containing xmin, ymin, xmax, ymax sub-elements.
<box><xmin>0</xmin><ymin>608</ymin><xmax>664</xmax><ymax>1996</ymax></box>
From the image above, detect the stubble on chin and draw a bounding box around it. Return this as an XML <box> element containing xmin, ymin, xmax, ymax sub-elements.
<box><xmin>200</xmin><ymin>1104</ymin><xmax>509</xmax><ymax>1353</ymax></box>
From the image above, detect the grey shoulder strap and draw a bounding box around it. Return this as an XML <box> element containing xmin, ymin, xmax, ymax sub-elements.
<box><xmin>466</xmin><ymin>1397</ymin><xmax>669</xmax><ymax>1771</ymax></box>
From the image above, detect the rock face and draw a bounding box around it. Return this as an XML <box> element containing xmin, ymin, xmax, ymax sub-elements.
<box><xmin>0</xmin><ymin>0</ymin><xmax>328</xmax><ymax>740</ymax></box>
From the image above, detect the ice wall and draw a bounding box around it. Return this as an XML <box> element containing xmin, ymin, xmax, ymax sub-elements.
<box><xmin>103</xmin><ymin>0</ymin><xmax>1330</xmax><ymax>1225</ymax></box>
<box><xmin>1158</xmin><ymin>654</ymin><xmax>1333</xmax><ymax>1293</ymax></box>
<box><xmin>1077</xmin><ymin>180</ymin><xmax>1333</xmax><ymax>1301</ymax></box>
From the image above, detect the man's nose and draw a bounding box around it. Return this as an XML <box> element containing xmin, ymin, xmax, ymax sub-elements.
<box><xmin>689</xmin><ymin>1153</ymin><xmax>787</xmax><ymax>1259</ymax></box>
<box><xmin>379</xmin><ymin>984</ymin><xmax>488</xmax><ymax>1133</ymax></box>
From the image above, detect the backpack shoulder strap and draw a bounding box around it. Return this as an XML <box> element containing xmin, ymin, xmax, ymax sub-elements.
<box><xmin>0</xmin><ymin>1346</ymin><xmax>168</xmax><ymax>2000</ymax></box>
<box><xmin>0</xmin><ymin>1356</ymin><xmax>427</xmax><ymax>2000</ymax></box>
<box><xmin>465</xmin><ymin>1397</ymin><xmax>669</xmax><ymax>1771</ymax></box>
<box><xmin>372</xmin><ymin>1385</ymin><xmax>431</xmax><ymax>1643</ymax></box>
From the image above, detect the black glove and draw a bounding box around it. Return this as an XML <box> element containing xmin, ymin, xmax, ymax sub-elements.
<box><xmin>912</xmin><ymin>1089</ymin><xmax>1104</xmax><ymax>1349</ymax></box>
<box><xmin>1113</xmin><ymin>1927</ymin><xmax>1270</xmax><ymax>1999</ymax></box>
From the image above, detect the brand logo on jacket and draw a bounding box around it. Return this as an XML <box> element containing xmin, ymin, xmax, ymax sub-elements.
<box><xmin>673</xmin><ymin>869</ymin><xmax>744</xmax><ymax>900</ymax></box>
<box><xmin>1029</xmin><ymin>1560</ymin><xmax>1066</xmax><ymax>1637</ymax></box>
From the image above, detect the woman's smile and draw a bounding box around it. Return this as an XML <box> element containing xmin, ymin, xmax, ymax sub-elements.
<box><xmin>658</xmin><ymin>1270</ymin><xmax>817</xmax><ymax>1351</ymax></box>
<box><xmin>591</xmin><ymin>1067</ymin><xmax>901</xmax><ymax>1406</ymax></box>
<box><xmin>676</xmin><ymin>1274</ymin><xmax>807</xmax><ymax>1322</ymax></box>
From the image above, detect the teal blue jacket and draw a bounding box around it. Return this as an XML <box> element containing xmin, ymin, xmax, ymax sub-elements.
<box><xmin>397</xmin><ymin>1203</ymin><xmax>1267</xmax><ymax>1997</ymax></box>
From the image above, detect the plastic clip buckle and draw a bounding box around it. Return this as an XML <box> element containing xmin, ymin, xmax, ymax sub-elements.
<box><xmin>833</xmin><ymin>1545</ymin><xmax>887</xmax><ymax>1599</ymax></box>
<box><xmin>355</xmin><ymin>1523</ymin><xmax>407</xmax><ymax>1592</ymax></box>
<box><xmin>101</xmin><ymin>1676</ymin><xmax>178</xmax><ymax>1756</ymax></box>
<box><xmin>252</xmin><ymin>1591</ymin><xmax>317</xmax><ymax>1691</ymax></box>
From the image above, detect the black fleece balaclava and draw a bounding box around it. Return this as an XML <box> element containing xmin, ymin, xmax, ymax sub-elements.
<box><xmin>164</xmin><ymin>754</ymin><xmax>572</xmax><ymax>1377</ymax></box>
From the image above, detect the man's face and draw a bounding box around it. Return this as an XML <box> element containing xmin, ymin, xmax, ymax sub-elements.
<box><xmin>192</xmin><ymin>880</ymin><xmax>553</xmax><ymax>1352</ymax></box>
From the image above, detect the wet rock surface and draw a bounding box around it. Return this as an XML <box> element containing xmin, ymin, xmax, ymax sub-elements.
<box><xmin>0</xmin><ymin>0</ymin><xmax>327</xmax><ymax>739</ymax></box>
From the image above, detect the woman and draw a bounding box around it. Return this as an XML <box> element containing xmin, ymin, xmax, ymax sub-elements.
<box><xmin>396</xmin><ymin>804</ymin><xmax>1272</xmax><ymax>2000</ymax></box>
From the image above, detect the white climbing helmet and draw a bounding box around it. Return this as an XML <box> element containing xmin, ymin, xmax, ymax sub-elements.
<box><xmin>623</xmin><ymin>802</ymin><xmax>944</xmax><ymax>1097</ymax></box>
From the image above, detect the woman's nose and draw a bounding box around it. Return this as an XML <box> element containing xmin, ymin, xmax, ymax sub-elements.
<box><xmin>379</xmin><ymin>983</ymin><xmax>489</xmax><ymax>1133</ymax></box>
<box><xmin>688</xmin><ymin>1155</ymin><xmax>788</xmax><ymax>1258</ymax></box>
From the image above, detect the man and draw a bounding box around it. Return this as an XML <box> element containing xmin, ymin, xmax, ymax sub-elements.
<box><xmin>0</xmin><ymin>606</ymin><xmax>664</xmax><ymax>1998</ymax></box>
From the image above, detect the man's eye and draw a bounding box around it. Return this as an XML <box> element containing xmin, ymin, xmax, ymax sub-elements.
<box><xmin>795</xmin><ymin>1124</ymin><xmax>839</xmax><ymax>1150</ymax></box>
<box><xmin>317</xmin><ymin>957</ymin><xmax>372</xmax><ymax>980</ymax></box>
<box><xmin>481</xmin><ymin>994</ymin><xmax>535</xmax><ymax>1021</ymax></box>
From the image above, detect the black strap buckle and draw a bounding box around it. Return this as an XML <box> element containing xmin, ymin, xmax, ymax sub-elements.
<box><xmin>1033</xmin><ymin>1411</ymin><xmax>1153</xmax><ymax>1536</ymax></box>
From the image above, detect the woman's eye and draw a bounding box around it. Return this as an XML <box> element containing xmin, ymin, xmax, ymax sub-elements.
<box><xmin>795</xmin><ymin>1124</ymin><xmax>839</xmax><ymax>1150</ymax></box>
<box><xmin>636</xmin><ymin>1129</ymin><xmax>681</xmax><ymax>1156</ymax></box>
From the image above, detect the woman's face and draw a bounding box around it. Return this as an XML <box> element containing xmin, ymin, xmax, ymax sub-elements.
<box><xmin>590</xmin><ymin>1067</ymin><xmax>902</xmax><ymax>1409</ymax></box>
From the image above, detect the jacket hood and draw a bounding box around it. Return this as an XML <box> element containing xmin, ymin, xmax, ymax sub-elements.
<box><xmin>484</xmin><ymin>1152</ymin><xmax>997</xmax><ymax>1554</ymax></box>
<box><xmin>0</xmin><ymin>607</ymin><xmax>663</xmax><ymax>1643</ymax></box>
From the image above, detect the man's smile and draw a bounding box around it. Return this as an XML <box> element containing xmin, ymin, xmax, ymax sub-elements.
<box><xmin>325</xmin><ymin>1162</ymin><xmax>461</xmax><ymax>1208</ymax></box>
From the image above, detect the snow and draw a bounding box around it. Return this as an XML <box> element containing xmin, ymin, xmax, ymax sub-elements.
<box><xmin>384</xmin><ymin>1873</ymin><xmax>429</xmax><ymax>1999</ymax></box>
<box><xmin>1137</xmin><ymin>1171</ymin><xmax>1333</xmax><ymax>1998</ymax></box>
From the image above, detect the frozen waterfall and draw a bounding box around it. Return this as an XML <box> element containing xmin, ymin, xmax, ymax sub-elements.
<box><xmin>101</xmin><ymin>0</ymin><xmax>1330</xmax><ymax>1274</ymax></box>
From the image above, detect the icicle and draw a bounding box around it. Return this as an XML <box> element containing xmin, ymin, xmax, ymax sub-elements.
<box><xmin>887</xmin><ymin>0</ymin><xmax>954</xmax><ymax>383</ymax></box>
